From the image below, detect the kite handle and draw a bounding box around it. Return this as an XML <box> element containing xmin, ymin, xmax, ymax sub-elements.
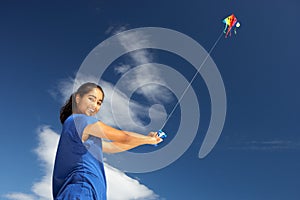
<box><xmin>154</xmin><ymin>130</ymin><xmax>167</xmax><ymax>146</ymax></box>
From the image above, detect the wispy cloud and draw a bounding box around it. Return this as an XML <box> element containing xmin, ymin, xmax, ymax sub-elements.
<box><xmin>4</xmin><ymin>126</ymin><xmax>159</xmax><ymax>200</ymax></box>
<box><xmin>105</xmin><ymin>25</ymin><xmax>173</xmax><ymax>103</ymax></box>
<box><xmin>228</xmin><ymin>139</ymin><xmax>300</xmax><ymax>151</ymax></box>
<box><xmin>114</xmin><ymin>64</ymin><xmax>131</xmax><ymax>75</ymax></box>
<box><xmin>105</xmin><ymin>25</ymin><xmax>130</xmax><ymax>36</ymax></box>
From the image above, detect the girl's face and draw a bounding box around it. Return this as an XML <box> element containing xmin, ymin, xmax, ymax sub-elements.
<box><xmin>75</xmin><ymin>88</ymin><xmax>103</xmax><ymax>116</ymax></box>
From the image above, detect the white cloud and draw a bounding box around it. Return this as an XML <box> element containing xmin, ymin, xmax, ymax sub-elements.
<box><xmin>32</xmin><ymin>127</ymin><xmax>59</xmax><ymax>199</ymax></box>
<box><xmin>104</xmin><ymin>25</ymin><xmax>173</xmax><ymax>103</ymax></box>
<box><xmin>105</xmin><ymin>164</ymin><xmax>158</xmax><ymax>200</ymax></box>
<box><xmin>105</xmin><ymin>25</ymin><xmax>129</xmax><ymax>36</ymax></box>
<box><xmin>48</xmin><ymin>76</ymin><xmax>77</xmax><ymax>104</ymax></box>
<box><xmin>4</xmin><ymin>126</ymin><xmax>159</xmax><ymax>200</ymax></box>
<box><xmin>115</xmin><ymin>28</ymin><xmax>171</xmax><ymax>102</ymax></box>
<box><xmin>114</xmin><ymin>64</ymin><xmax>132</xmax><ymax>75</ymax></box>
<box><xmin>4</xmin><ymin>193</ymin><xmax>35</xmax><ymax>200</ymax></box>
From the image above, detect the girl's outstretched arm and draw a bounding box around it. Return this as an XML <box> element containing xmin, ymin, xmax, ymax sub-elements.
<box><xmin>82</xmin><ymin>121</ymin><xmax>162</xmax><ymax>148</ymax></box>
<box><xmin>102</xmin><ymin>132</ymin><xmax>161</xmax><ymax>153</ymax></box>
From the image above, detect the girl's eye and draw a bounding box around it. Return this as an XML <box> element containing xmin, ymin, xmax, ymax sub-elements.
<box><xmin>89</xmin><ymin>97</ymin><xmax>95</xmax><ymax>102</ymax></box>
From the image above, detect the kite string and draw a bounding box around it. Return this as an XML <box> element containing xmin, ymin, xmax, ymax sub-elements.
<box><xmin>160</xmin><ymin>31</ymin><xmax>224</xmax><ymax>129</ymax></box>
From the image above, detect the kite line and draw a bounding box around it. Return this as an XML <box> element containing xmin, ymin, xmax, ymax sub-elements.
<box><xmin>160</xmin><ymin>31</ymin><xmax>224</xmax><ymax>130</ymax></box>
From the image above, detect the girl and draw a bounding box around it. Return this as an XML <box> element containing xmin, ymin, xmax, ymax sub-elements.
<box><xmin>52</xmin><ymin>82</ymin><xmax>162</xmax><ymax>199</ymax></box>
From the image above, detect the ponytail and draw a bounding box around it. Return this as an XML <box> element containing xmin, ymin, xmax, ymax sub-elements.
<box><xmin>60</xmin><ymin>93</ymin><xmax>76</xmax><ymax>124</ymax></box>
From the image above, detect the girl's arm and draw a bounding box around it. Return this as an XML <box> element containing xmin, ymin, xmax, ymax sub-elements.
<box><xmin>102</xmin><ymin>141</ymin><xmax>140</xmax><ymax>153</ymax></box>
<box><xmin>102</xmin><ymin>131</ymin><xmax>160</xmax><ymax>153</ymax></box>
<box><xmin>83</xmin><ymin>121</ymin><xmax>162</xmax><ymax>147</ymax></box>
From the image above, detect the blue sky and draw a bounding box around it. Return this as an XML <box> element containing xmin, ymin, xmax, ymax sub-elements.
<box><xmin>1</xmin><ymin>0</ymin><xmax>299</xmax><ymax>200</ymax></box>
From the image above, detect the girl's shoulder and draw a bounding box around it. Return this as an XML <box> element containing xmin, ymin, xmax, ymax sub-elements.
<box><xmin>66</xmin><ymin>114</ymin><xmax>99</xmax><ymax>125</ymax></box>
<box><xmin>63</xmin><ymin>114</ymin><xmax>99</xmax><ymax>135</ymax></box>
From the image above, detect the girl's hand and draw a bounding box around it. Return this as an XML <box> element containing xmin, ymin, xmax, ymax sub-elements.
<box><xmin>148</xmin><ymin>131</ymin><xmax>163</xmax><ymax>145</ymax></box>
<box><xmin>148</xmin><ymin>131</ymin><xmax>158</xmax><ymax>137</ymax></box>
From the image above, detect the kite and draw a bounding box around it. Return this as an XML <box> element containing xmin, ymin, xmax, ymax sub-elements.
<box><xmin>223</xmin><ymin>14</ymin><xmax>240</xmax><ymax>38</ymax></box>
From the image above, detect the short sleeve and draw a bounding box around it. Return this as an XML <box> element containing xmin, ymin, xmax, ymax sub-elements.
<box><xmin>64</xmin><ymin>114</ymin><xmax>98</xmax><ymax>140</ymax></box>
<box><xmin>72</xmin><ymin>114</ymin><xmax>98</xmax><ymax>138</ymax></box>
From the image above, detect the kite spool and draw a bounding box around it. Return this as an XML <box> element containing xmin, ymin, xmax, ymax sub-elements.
<box><xmin>157</xmin><ymin>130</ymin><xmax>167</xmax><ymax>139</ymax></box>
<box><xmin>154</xmin><ymin>130</ymin><xmax>167</xmax><ymax>146</ymax></box>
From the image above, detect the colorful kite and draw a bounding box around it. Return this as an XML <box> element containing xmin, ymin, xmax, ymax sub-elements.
<box><xmin>223</xmin><ymin>14</ymin><xmax>240</xmax><ymax>38</ymax></box>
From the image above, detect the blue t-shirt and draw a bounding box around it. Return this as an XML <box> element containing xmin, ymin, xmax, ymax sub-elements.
<box><xmin>52</xmin><ymin>114</ymin><xmax>107</xmax><ymax>200</ymax></box>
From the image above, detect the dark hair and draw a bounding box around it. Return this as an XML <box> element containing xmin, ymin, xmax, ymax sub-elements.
<box><xmin>59</xmin><ymin>82</ymin><xmax>104</xmax><ymax>124</ymax></box>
